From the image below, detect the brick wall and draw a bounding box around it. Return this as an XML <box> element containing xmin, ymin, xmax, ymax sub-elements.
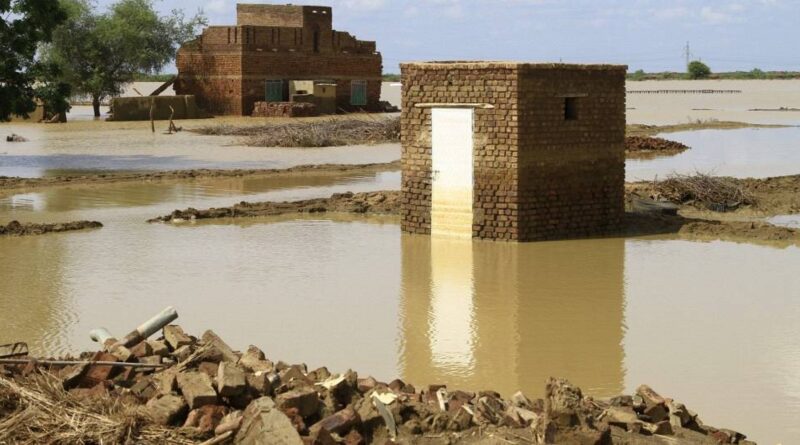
<box><xmin>517</xmin><ymin>65</ymin><xmax>627</xmax><ymax>241</ymax></box>
<box><xmin>400</xmin><ymin>62</ymin><xmax>626</xmax><ymax>242</ymax></box>
<box><xmin>175</xmin><ymin>5</ymin><xmax>381</xmax><ymax>116</ymax></box>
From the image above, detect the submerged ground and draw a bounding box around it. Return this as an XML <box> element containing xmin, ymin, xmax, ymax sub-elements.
<box><xmin>1</xmin><ymin>80</ymin><xmax>800</xmax><ymax>444</ymax></box>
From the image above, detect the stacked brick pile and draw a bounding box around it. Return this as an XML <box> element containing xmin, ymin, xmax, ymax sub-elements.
<box><xmin>0</xmin><ymin>326</ymin><xmax>753</xmax><ymax>444</ymax></box>
<box><xmin>252</xmin><ymin>101</ymin><xmax>318</xmax><ymax>118</ymax></box>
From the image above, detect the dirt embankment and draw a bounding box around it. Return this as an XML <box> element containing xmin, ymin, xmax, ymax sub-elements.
<box><xmin>0</xmin><ymin>220</ymin><xmax>103</xmax><ymax>237</ymax></box>
<box><xmin>626</xmin><ymin>121</ymin><xmax>789</xmax><ymax>137</ymax></box>
<box><xmin>149</xmin><ymin>188</ymin><xmax>800</xmax><ymax>245</ymax></box>
<box><xmin>0</xmin><ymin>326</ymin><xmax>753</xmax><ymax>444</ymax></box>
<box><xmin>148</xmin><ymin>191</ymin><xmax>399</xmax><ymax>223</ymax></box>
<box><xmin>625</xmin><ymin>136</ymin><xmax>690</xmax><ymax>159</ymax></box>
<box><xmin>0</xmin><ymin>162</ymin><xmax>401</xmax><ymax>195</ymax></box>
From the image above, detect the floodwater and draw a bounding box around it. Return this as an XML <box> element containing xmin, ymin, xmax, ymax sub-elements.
<box><xmin>628</xmin><ymin>127</ymin><xmax>800</xmax><ymax>180</ymax></box>
<box><xmin>0</xmin><ymin>114</ymin><xmax>400</xmax><ymax>178</ymax></box>
<box><xmin>1</xmin><ymin>173</ymin><xmax>800</xmax><ymax>444</ymax></box>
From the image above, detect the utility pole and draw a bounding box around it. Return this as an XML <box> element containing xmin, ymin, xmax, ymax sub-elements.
<box><xmin>684</xmin><ymin>41</ymin><xmax>692</xmax><ymax>68</ymax></box>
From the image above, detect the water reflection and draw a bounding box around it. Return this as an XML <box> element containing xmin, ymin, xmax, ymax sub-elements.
<box><xmin>0</xmin><ymin>236</ymin><xmax>75</xmax><ymax>353</ymax></box>
<box><xmin>400</xmin><ymin>235</ymin><xmax>626</xmax><ymax>398</ymax></box>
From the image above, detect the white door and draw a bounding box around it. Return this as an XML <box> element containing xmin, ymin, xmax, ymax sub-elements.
<box><xmin>431</xmin><ymin>108</ymin><xmax>474</xmax><ymax>238</ymax></box>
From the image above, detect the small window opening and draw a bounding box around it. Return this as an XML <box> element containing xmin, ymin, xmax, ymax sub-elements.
<box><xmin>564</xmin><ymin>97</ymin><xmax>579</xmax><ymax>120</ymax></box>
<box><xmin>313</xmin><ymin>31</ymin><xmax>320</xmax><ymax>53</ymax></box>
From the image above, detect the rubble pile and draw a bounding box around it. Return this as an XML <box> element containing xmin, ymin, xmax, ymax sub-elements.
<box><xmin>0</xmin><ymin>326</ymin><xmax>755</xmax><ymax>444</ymax></box>
<box><xmin>0</xmin><ymin>220</ymin><xmax>103</xmax><ymax>237</ymax></box>
<box><xmin>148</xmin><ymin>191</ymin><xmax>400</xmax><ymax>223</ymax></box>
<box><xmin>625</xmin><ymin>136</ymin><xmax>689</xmax><ymax>156</ymax></box>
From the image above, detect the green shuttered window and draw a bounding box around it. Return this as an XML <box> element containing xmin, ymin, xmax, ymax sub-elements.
<box><xmin>266</xmin><ymin>80</ymin><xmax>284</xmax><ymax>102</ymax></box>
<box><xmin>351</xmin><ymin>80</ymin><xmax>367</xmax><ymax>106</ymax></box>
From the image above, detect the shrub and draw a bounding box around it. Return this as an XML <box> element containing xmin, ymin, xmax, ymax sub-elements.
<box><xmin>687</xmin><ymin>61</ymin><xmax>711</xmax><ymax>79</ymax></box>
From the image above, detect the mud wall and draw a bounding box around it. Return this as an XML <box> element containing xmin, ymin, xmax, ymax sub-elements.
<box><xmin>109</xmin><ymin>96</ymin><xmax>203</xmax><ymax>121</ymax></box>
<box><xmin>400</xmin><ymin>62</ymin><xmax>626</xmax><ymax>242</ymax></box>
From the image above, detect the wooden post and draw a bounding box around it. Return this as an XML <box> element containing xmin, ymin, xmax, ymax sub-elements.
<box><xmin>150</xmin><ymin>99</ymin><xmax>155</xmax><ymax>133</ymax></box>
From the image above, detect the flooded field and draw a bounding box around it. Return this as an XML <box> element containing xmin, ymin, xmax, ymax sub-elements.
<box><xmin>628</xmin><ymin>127</ymin><xmax>800</xmax><ymax>180</ymax></box>
<box><xmin>2</xmin><ymin>79</ymin><xmax>800</xmax><ymax>444</ymax></box>
<box><xmin>0</xmin><ymin>174</ymin><xmax>799</xmax><ymax>444</ymax></box>
<box><xmin>0</xmin><ymin>114</ymin><xmax>400</xmax><ymax>177</ymax></box>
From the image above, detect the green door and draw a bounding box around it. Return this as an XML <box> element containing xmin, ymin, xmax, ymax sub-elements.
<box><xmin>350</xmin><ymin>80</ymin><xmax>367</xmax><ymax>106</ymax></box>
<box><xmin>266</xmin><ymin>80</ymin><xmax>283</xmax><ymax>102</ymax></box>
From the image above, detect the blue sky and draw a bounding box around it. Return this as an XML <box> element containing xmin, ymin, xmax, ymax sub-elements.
<box><xmin>98</xmin><ymin>0</ymin><xmax>800</xmax><ymax>73</ymax></box>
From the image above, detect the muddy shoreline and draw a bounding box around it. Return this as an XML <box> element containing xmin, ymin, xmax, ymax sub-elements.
<box><xmin>0</xmin><ymin>161</ymin><xmax>401</xmax><ymax>195</ymax></box>
<box><xmin>626</xmin><ymin>121</ymin><xmax>791</xmax><ymax>137</ymax></box>
<box><xmin>0</xmin><ymin>220</ymin><xmax>102</xmax><ymax>237</ymax></box>
<box><xmin>148</xmin><ymin>181</ymin><xmax>800</xmax><ymax>244</ymax></box>
<box><xmin>0</xmin><ymin>325</ymin><xmax>754</xmax><ymax>444</ymax></box>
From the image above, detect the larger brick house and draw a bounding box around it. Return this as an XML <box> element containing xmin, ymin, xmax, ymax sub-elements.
<box><xmin>175</xmin><ymin>4</ymin><xmax>383</xmax><ymax>116</ymax></box>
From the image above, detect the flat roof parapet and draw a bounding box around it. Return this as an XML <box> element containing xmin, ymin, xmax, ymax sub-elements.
<box><xmin>400</xmin><ymin>61</ymin><xmax>628</xmax><ymax>71</ymax></box>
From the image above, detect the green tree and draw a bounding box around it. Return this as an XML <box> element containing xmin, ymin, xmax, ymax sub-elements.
<box><xmin>687</xmin><ymin>60</ymin><xmax>711</xmax><ymax>79</ymax></box>
<box><xmin>0</xmin><ymin>0</ymin><xmax>68</xmax><ymax>121</ymax></box>
<box><xmin>41</xmin><ymin>0</ymin><xmax>206</xmax><ymax>117</ymax></box>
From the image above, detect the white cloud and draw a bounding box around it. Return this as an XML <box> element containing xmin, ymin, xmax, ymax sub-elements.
<box><xmin>204</xmin><ymin>0</ymin><xmax>228</xmax><ymax>14</ymax></box>
<box><xmin>340</xmin><ymin>0</ymin><xmax>387</xmax><ymax>10</ymax></box>
<box><xmin>699</xmin><ymin>6</ymin><xmax>737</xmax><ymax>24</ymax></box>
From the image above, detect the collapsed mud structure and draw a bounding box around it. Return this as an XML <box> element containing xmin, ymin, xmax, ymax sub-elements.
<box><xmin>0</xmin><ymin>315</ymin><xmax>754</xmax><ymax>444</ymax></box>
<box><xmin>175</xmin><ymin>4</ymin><xmax>383</xmax><ymax>116</ymax></box>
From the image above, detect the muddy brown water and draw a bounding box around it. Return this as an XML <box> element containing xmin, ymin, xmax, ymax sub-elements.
<box><xmin>0</xmin><ymin>172</ymin><xmax>799</xmax><ymax>444</ymax></box>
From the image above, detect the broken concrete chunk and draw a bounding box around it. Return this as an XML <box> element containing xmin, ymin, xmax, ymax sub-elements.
<box><xmin>357</xmin><ymin>376</ymin><xmax>377</xmax><ymax>394</ymax></box>
<box><xmin>511</xmin><ymin>390</ymin><xmax>534</xmax><ymax>410</ymax></box>
<box><xmin>201</xmin><ymin>330</ymin><xmax>239</xmax><ymax>363</ymax></box>
<box><xmin>130</xmin><ymin>376</ymin><xmax>158</xmax><ymax>400</ymax></box>
<box><xmin>246</xmin><ymin>372</ymin><xmax>272</xmax><ymax>397</ymax></box>
<box><xmin>164</xmin><ymin>325</ymin><xmax>193</xmax><ymax>350</ymax></box>
<box><xmin>60</xmin><ymin>363</ymin><xmax>89</xmax><ymax>390</ymax></box>
<box><xmin>643</xmin><ymin>402</ymin><xmax>669</xmax><ymax>423</ymax></box>
<box><xmin>146</xmin><ymin>394</ymin><xmax>188</xmax><ymax>425</ymax></box>
<box><xmin>279</xmin><ymin>365</ymin><xmax>309</xmax><ymax>385</ymax></box>
<box><xmin>449</xmin><ymin>406</ymin><xmax>473</xmax><ymax>431</ymax></box>
<box><xmin>147</xmin><ymin>340</ymin><xmax>170</xmax><ymax>357</ymax></box>
<box><xmin>235</xmin><ymin>397</ymin><xmax>304</xmax><ymax>445</ymax></box>
<box><xmin>177</xmin><ymin>371</ymin><xmax>218</xmax><ymax>409</ymax></box>
<box><xmin>238</xmin><ymin>345</ymin><xmax>272</xmax><ymax>373</ymax></box>
<box><xmin>276</xmin><ymin>387</ymin><xmax>320</xmax><ymax>417</ymax></box>
<box><xmin>217</xmin><ymin>362</ymin><xmax>246</xmax><ymax>397</ymax></box>
<box><xmin>130</xmin><ymin>341</ymin><xmax>153</xmax><ymax>358</ymax></box>
<box><xmin>309</xmin><ymin>406</ymin><xmax>360</xmax><ymax>436</ymax></box>
<box><xmin>636</xmin><ymin>384</ymin><xmax>666</xmax><ymax>406</ymax></box>
<box><xmin>80</xmin><ymin>351</ymin><xmax>119</xmax><ymax>388</ymax></box>
<box><xmin>184</xmin><ymin>404</ymin><xmax>229</xmax><ymax>434</ymax></box>
<box><xmin>172</xmin><ymin>345</ymin><xmax>193</xmax><ymax>363</ymax></box>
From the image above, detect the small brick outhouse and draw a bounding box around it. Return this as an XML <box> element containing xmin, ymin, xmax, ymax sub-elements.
<box><xmin>400</xmin><ymin>62</ymin><xmax>627</xmax><ymax>242</ymax></box>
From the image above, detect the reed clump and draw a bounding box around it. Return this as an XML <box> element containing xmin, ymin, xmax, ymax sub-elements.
<box><xmin>653</xmin><ymin>172</ymin><xmax>756</xmax><ymax>211</ymax></box>
<box><xmin>0</xmin><ymin>373</ymin><xmax>197</xmax><ymax>444</ymax></box>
